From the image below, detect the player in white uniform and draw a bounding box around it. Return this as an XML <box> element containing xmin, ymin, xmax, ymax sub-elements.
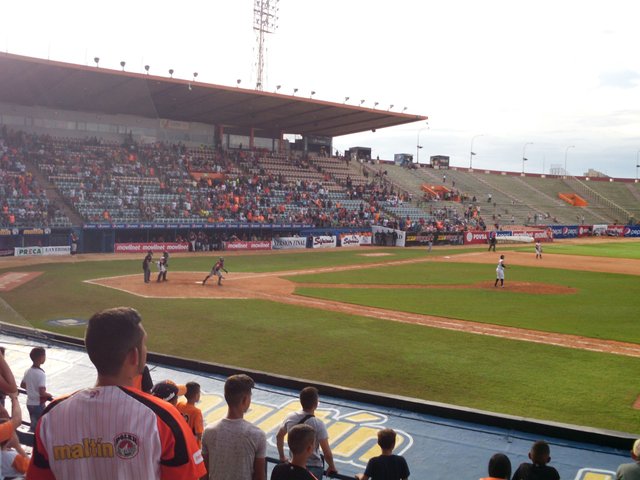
<box><xmin>494</xmin><ymin>254</ymin><xmax>506</xmax><ymax>288</ymax></box>
<box><xmin>535</xmin><ymin>241</ymin><xmax>542</xmax><ymax>259</ymax></box>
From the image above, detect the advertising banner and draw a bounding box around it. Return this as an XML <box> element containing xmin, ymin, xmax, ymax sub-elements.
<box><xmin>510</xmin><ymin>229</ymin><xmax>554</xmax><ymax>242</ymax></box>
<box><xmin>340</xmin><ymin>234</ymin><xmax>360</xmax><ymax>247</ymax></box>
<box><xmin>271</xmin><ymin>237</ymin><xmax>307</xmax><ymax>250</ymax></box>
<box><xmin>606</xmin><ymin>225</ymin><xmax>625</xmax><ymax>236</ymax></box>
<box><xmin>14</xmin><ymin>246</ymin><xmax>70</xmax><ymax>257</ymax></box>
<box><xmin>623</xmin><ymin>225</ymin><xmax>640</xmax><ymax>237</ymax></box>
<box><xmin>223</xmin><ymin>241</ymin><xmax>272</xmax><ymax>251</ymax></box>
<box><xmin>592</xmin><ymin>224</ymin><xmax>608</xmax><ymax>236</ymax></box>
<box><xmin>463</xmin><ymin>231</ymin><xmax>489</xmax><ymax>245</ymax></box>
<box><xmin>311</xmin><ymin>236</ymin><xmax>337</xmax><ymax>249</ymax></box>
<box><xmin>114</xmin><ymin>243</ymin><xmax>190</xmax><ymax>253</ymax></box>
<box><xmin>548</xmin><ymin>225</ymin><xmax>579</xmax><ymax>239</ymax></box>
<box><xmin>0</xmin><ymin>228</ymin><xmax>18</xmax><ymax>236</ymax></box>
<box><xmin>407</xmin><ymin>232</ymin><xmax>464</xmax><ymax>246</ymax></box>
<box><xmin>578</xmin><ymin>225</ymin><xmax>592</xmax><ymax>237</ymax></box>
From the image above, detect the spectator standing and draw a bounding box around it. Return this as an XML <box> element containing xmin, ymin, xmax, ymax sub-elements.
<box><xmin>201</xmin><ymin>374</ymin><xmax>266</xmax><ymax>480</ymax></box>
<box><xmin>511</xmin><ymin>440</ymin><xmax>560</xmax><ymax>480</ymax></box>
<box><xmin>277</xmin><ymin>387</ymin><xmax>338</xmax><ymax>479</ymax></box>
<box><xmin>480</xmin><ymin>453</ymin><xmax>511</xmax><ymax>480</ymax></box>
<box><xmin>26</xmin><ymin>307</ymin><xmax>205</xmax><ymax>480</ymax></box>
<box><xmin>176</xmin><ymin>382</ymin><xmax>204</xmax><ymax>447</ymax></box>
<box><xmin>20</xmin><ymin>347</ymin><xmax>52</xmax><ymax>432</ymax></box>
<box><xmin>271</xmin><ymin>424</ymin><xmax>317</xmax><ymax>480</ymax></box>
<box><xmin>616</xmin><ymin>439</ymin><xmax>640</xmax><ymax>480</ymax></box>
<box><xmin>355</xmin><ymin>428</ymin><xmax>409</xmax><ymax>480</ymax></box>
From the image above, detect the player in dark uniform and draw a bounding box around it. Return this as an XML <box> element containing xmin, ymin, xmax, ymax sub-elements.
<box><xmin>142</xmin><ymin>251</ymin><xmax>153</xmax><ymax>283</ymax></box>
<box><xmin>202</xmin><ymin>257</ymin><xmax>228</xmax><ymax>286</ymax></box>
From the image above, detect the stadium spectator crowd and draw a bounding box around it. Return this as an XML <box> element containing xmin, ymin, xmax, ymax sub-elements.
<box><xmin>0</xmin><ymin>126</ymin><xmax>478</xmax><ymax>232</ymax></box>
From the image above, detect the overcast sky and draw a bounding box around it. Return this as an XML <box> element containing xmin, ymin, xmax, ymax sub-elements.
<box><xmin>4</xmin><ymin>0</ymin><xmax>640</xmax><ymax>178</ymax></box>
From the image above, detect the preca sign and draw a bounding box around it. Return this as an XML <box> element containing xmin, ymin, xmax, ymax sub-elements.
<box><xmin>223</xmin><ymin>241</ymin><xmax>272</xmax><ymax>251</ymax></box>
<box><xmin>14</xmin><ymin>246</ymin><xmax>71</xmax><ymax>257</ymax></box>
<box><xmin>115</xmin><ymin>243</ymin><xmax>190</xmax><ymax>253</ymax></box>
<box><xmin>272</xmin><ymin>237</ymin><xmax>307</xmax><ymax>250</ymax></box>
<box><xmin>312</xmin><ymin>236</ymin><xmax>337</xmax><ymax>249</ymax></box>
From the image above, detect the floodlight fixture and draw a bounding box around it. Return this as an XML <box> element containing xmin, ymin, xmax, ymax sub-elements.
<box><xmin>94</xmin><ymin>57</ymin><xmax>100</xmax><ymax>67</ymax></box>
<box><xmin>169</xmin><ymin>69</ymin><xmax>174</xmax><ymax>78</ymax></box>
<box><xmin>144</xmin><ymin>65</ymin><xmax>150</xmax><ymax>74</ymax></box>
<box><xmin>120</xmin><ymin>61</ymin><xmax>126</xmax><ymax>71</ymax></box>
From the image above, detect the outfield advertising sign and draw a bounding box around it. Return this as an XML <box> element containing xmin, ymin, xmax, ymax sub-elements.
<box><xmin>114</xmin><ymin>242</ymin><xmax>190</xmax><ymax>253</ymax></box>
<box><xmin>223</xmin><ymin>241</ymin><xmax>272</xmax><ymax>251</ymax></box>
<box><xmin>271</xmin><ymin>237</ymin><xmax>307</xmax><ymax>250</ymax></box>
<box><xmin>408</xmin><ymin>232</ymin><xmax>464</xmax><ymax>246</ymax></box>
<box><xmin>463</xmin><ymin>231</ymin><xmax>489</xmax><ymax>245</ymax></box>
<box><xmin>14</xmin><ymin>246</ymin><xmax>71</xmax><ymax>257</ymax></box>
<box><xmin>549</xmin><ymin>226</ymin><xmax>578</xmax><ymax>239</ymax></box>
<box><xmin>623</xmin><ymin>225</ymin><xmax>640</xmax><ymax>237</ymax></box>
<box><xmin>339</xmin><ymin>233</ymin><xmax>372</xmax><ymax>247</ymax></box>
<box><xmin>311</xmin><ymin>236</ymin><xmax>337</xmax><ymax>249</ymax></box>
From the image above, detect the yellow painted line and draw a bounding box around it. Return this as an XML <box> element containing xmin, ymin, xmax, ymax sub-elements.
<box><xmin>199</xmin><ymin>394</ymin><xmax>224</xmax><ymax>414</ymax></box>
<box><xmin>204</xmin><ymin>405</ymin><xmax>228</xmax><ymax>424</ymax></box>
<box><xmin>358</xmin><ymin>434</ymin><xmax>405</xmax><ymax>464</ymax></box>
<box><xmin>331</xmin><ymin>426</ymin><xmax>379</xmax><ymax>457</ymax></box>
<box><xmin>258</xmin><ymin>402</ymin><xmax>298</xmax><ymax>433</ymax></box>
<box><xmin>582</xmin><ymin>474</ymin><xmax>612</xmax><ymax>480</ymax></box>
<box><xmin>326</xmin><ymin>422</ymin><xmax>356</xmax><ymax>444</ymax></box>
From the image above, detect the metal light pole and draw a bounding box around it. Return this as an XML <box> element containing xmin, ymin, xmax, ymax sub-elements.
<box><xmin>469</xmin><ymin>134</ymin><xmax>485</xmax><ymax>169</ymax></box>
<box><xmin>564</xmin><ymin>145</ymin><xmax>575</xmax><ymax>176</ymax></box>
<box><xmin>416</xmin><ymin>124</ymin><xmax>429</xmax><ymax>165</ymax></box>
<box><xmin>522</xmin><ymin>142</ymin><xmax>533</xmax><ymax>174</ymax></box>
<box><xmin>636</xmin><ymin>149</ymin><xmax>640</xmax><ymax>182</ymax></box>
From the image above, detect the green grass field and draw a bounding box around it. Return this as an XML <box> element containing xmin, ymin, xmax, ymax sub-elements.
<box><xmin>515</xmin><ymin>241</ymin><xmax>640</xmax><ymax>259</ymax></box>
<box><xmin>1</xmin><ymin>243</ymin><xmax>639</xmax><ymax>433</ymax></box>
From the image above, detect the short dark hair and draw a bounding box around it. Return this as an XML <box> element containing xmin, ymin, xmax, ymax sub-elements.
<box><xmin>186</xmin><ymin>381</ymin><xmax>201</xmax><ymax>400</ymax></box>
<box><xmin>30</xmin><ymin>347</ymin><xmax>46</xmax><ymax>363</ymax></box>
<box><xmin>85</xmin><ymin>307</ymin><xmax>144</xmax><ymax>376</ymax></box>
<box><xmin>288</xmin><ymin>424</ymin><xmax>316</xmax><ymax>455</ymax></box>
<box><xmin>488</xmin><ymin>453</ymin><xmax>511</xmax><ymax>479</ymax></box>
<box><xmin>377</xmin><ymin>428</ymin><xmax>396</xmax><ymax>450</ymax></box>
<box><xmin>299</xmin><ymin>386</ymin><xmax>319</xmax><ymax>410</ymax></box>
<box><xmin>530</xmin><ymin>440</ymin><xmax>551</xmax><ymax>465</ymax></box>
<box><xmin>224</xmin><ymin>374</ymin><xmax>254</xmax><ymax>406</ymax></box>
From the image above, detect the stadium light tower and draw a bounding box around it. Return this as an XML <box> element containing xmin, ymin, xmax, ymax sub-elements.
<box><xmin>522</xmin><ymin>142</ymin><xmax>533</xmax><ymax>174</ymax></box>
<box><xmin>636</xmin><ymin>149</ymin><xmax>640</xmax><ymax>182</ymax></box>
<box><xmin>416</xmin><ymin>122</ymin><xmax>429</xmax><ymax>165</ymax></box>
<box><xmin>253</xmin><ymin>0</ymin><xmax>279</xmax><ymax>91</ymax></box>
<box><xmin>469</xmin><ymin>134</ymin><xmax>485</xmax><ymax>169</ymax></box>
<box><xmin>564</xmin><ymin>145</ymin><xmax>575</xmax><ymax>176</ymax></box>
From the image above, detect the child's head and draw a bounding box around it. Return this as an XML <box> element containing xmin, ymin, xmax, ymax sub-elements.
<box><xmin>487</xmin><ymin>453</ymin><xmax>511</xmax><ymax>479</ymax></box>
<box><xmin>377</xmin><ymin>428</ymin><xmax>397</xmax><ymax>451</ymax></box>
<box><xmin>288</xmin><ymin>424</ymin><xmax>316</xmax><ymax>456</ymax></box>
<box><xmin>299</xmin><ymin>386</ymin><xmax>319</xmax><ymax>411</ymax></box>
<box><xmin>185</xmin><ymin>382</ymin><xmax>201</xmax><ymax>403</ymax></box>
<box><xmin>631</xmin><ymin>439</ymin><xmax>640</xmax><ymax>460</ymax></box>
<box><xmin>529</xmin><ymin>440</ymin><xmax>551</xmax><ymax>465</ymax></box>
<box><xmin>30</xmin><ymin>347</ymin><xmax>46</xmax><ymax>365</ymax></box>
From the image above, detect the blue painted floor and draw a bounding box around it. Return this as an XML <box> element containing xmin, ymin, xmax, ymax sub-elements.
<box><xmin>1</xmin><ymin>333</ymin><xmax>631</xmax><ymax>480</ymax></box>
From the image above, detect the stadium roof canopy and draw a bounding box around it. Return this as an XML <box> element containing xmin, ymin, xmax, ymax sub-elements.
<box><xmin>0</xmin><ymin>52</ymin><xmax>427</xmax><ymax>138</ymax></box>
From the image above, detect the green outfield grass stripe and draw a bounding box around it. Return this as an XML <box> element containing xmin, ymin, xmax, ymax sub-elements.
<box><xmin>514</xmin><ymin>241</ymin><xmax>640</xmax><ymax>259</ymax></box>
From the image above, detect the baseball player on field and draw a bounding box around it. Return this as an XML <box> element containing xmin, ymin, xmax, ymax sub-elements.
<box><xmin>202</xmin><ymin>257</ymin><xmax>228</xmax><ymax>286</ymax></box>
<box><xmin>494</xmin><ymin>254</ymin><xmax>506</xmax><ymax>288</ymax></box>
<box><xmin>535</xmin><ymin>241</ymin><xmax>542</xmax><ymax>259</ymax></box>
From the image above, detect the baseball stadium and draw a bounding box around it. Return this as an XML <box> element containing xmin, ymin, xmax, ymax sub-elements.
<box><xmin>0</xmin><ymin>47</ymin><xmax>639</xmax><ymax>479</ymax></box>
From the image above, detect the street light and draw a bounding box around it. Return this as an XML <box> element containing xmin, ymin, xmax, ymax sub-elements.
<box><xmin>522</xmin><ymin>142</ymin><xmax>533</xmax><ymax>174</ymax></box>
<box><xmin>416</xmin><ymin>123</ymin><xmax>429</xmax><ymax>165</ymax></box>
<box><xmin>564</xmin><ymin>145</ymin><xmax>575</xmax><ymax>176</ymax></box>
<box><xmin>469</xmin><ymin>134</ymin><xmax>485</xmax><ymax>169</ymax></box>
<box><xmin>636</xmin><ymin>149</ymin><xmax>640</xmax><ymax>181</ymax></box>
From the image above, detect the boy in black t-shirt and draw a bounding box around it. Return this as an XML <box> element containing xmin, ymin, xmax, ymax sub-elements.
<box><xmin>271</xmin><ymin>424</ymin><xmax>317</xmax><ymax>480</ymax></box>
<box><xmin>356</xmin><ymin>428</ymin><xmax>410</xmax><ymax>480</ymax></box>
<box><xmin>512</xmin><ymin>440</ymin><xmax>560</xmax><ymax>480</ymax></box>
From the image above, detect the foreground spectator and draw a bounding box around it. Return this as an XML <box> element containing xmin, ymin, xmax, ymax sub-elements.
<box><xmin>201</xmin><ymin>374</ymin><xmax>266</xmax><ymax>480</ymax></box>
<box><xmin>355</xmin><ymin>428</ymin><xmax>409</xmax><ymax>480</ymax></box>
<box><xmin>0</xmin><ymin>353</ymin><xmax>21</xmax><ymax>444</ymax></box>
<box><xmin>480</xmin><ymin>453</ymin><xmax>511</xmax><ymax>480</ymax></box>
<box><xmin>616</xmin><ymin>439</ymin><xmax>640</xmax><ymax>480</ymax></box>
<box><xmin>511</xmin><ymin>440</ymin><xmax>559</xmax><ymax>480</ymax></box>
<box><xmin>26</xmin><ymin>307</ymin><xmax>205</xmax><ymax>480</ymax></box>
<box><xmin>20</xmin><ymin>347</ymin><xmax>52</xmax><ymax>432</ymax></box>
<box><xmin>277</xmin><ymin>386</ymin><xmax>338</xmax><ymax>479</ymax></box>
<box><xmin>177</xmin><ymin>382</ymin><xmax>204</xmax><ymax>447</ymax></box>
<box><xmin>271</xmin><ymin>424</ymin><xmax>317</xmax><ymax>480</ymax></box>
<box><xmin>0</xmin><ymin>420</ymin><xmax>30</xmax><ymax>477</ymax></box>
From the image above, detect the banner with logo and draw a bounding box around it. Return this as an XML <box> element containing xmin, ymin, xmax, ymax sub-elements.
<box><xmin>407</xmin><ymin>232</ymin><xmax>464</xmax><ymax>246</ymax></box>
<box><xmin>510</xmin><ymin>229</ymin><xmax>554</xmax><ymax>242</ymax></box>
<box><xmin>548</xmin><ymin>225</ymin><xmax>579</xmax><ymax>239</ymax></box>
<box><xmin>339</xmin><ymin>233</ymin><xmax>372</xmax><ymax>247</ymax></box>
<box><xmin>592</xmin><ymin>224</ymin><xmax>607</xmax><ymax>236</ymax></box>
<box><xmin>311</xmin><ymin>236</ymin><xmax>337</xmax><ymax>249</ymax></box>
<box><xmin>606</xmin><ymin>225</ymin><xmax>625</xmax><ymax>236</ymax></box>
<box><xmin>463</xmin><ymin>231</ymin><xmax>489</xmax><ymax>245</ymax></box>
<box><xmin>272</xmin><ymin>237</ymin><xmax>307</xmax><ymax>250</ymax></box>
<box><xmin>0</xmin><ymin>228</ymin><xmax>19</xmax><ymax>236</ymax></box>
<box><xmin>623</xmin><ymin>225</ymin><xmax>640</xmax><ymax>237</ymax></box>
<box><xmin>114</xmin><ymin>243</ymin><xmax>190</xmax><ymax>254</ymax></box>
<box><xmin>14</xmin><ymin>246</ymin><xmax>71</xmax><ymax>257</ymax></box>
<box><xmin>223</xmin><ymin>241</ymin><xmax>272</xmax><ymax>251</ymax></box>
